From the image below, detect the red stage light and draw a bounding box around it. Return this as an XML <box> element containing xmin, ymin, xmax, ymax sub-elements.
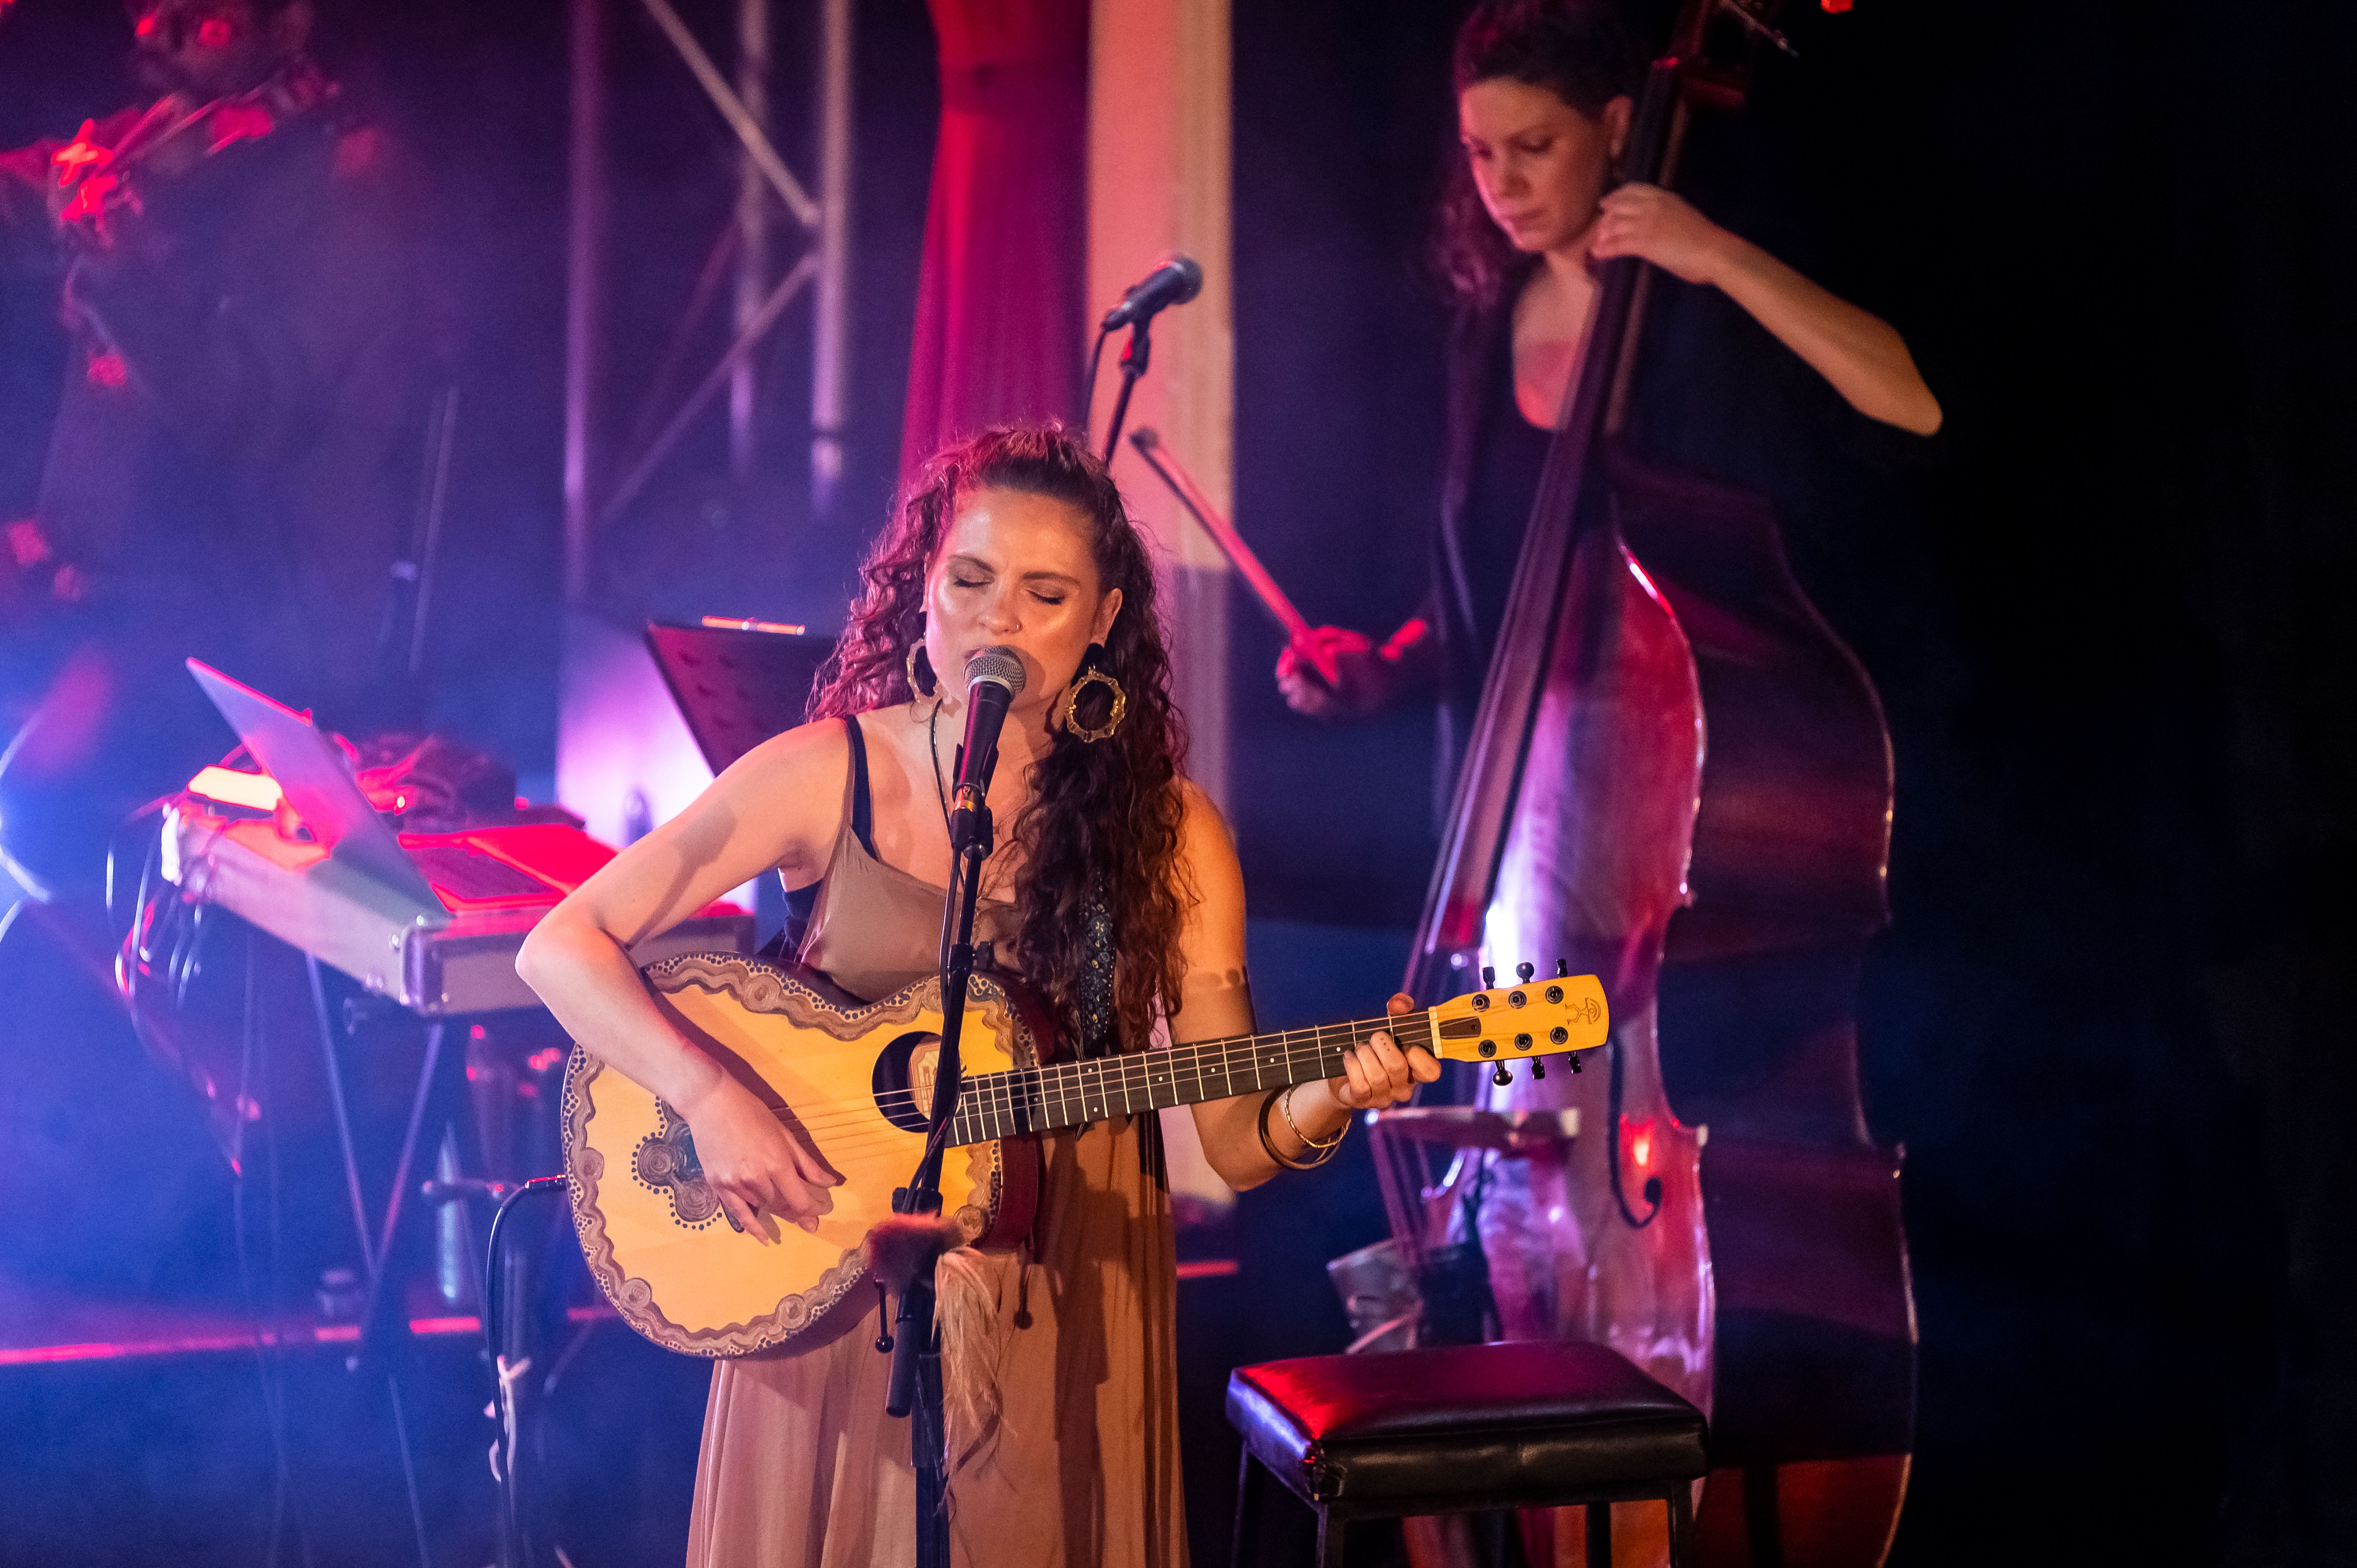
<box><xmin>196</xmin><ymin>16</ymin><xmax>233</xmax><ymax>48</ymax></box>
<box><xmin>1626</xmin><ymin>1116</ymin><xmax>1656</xmax><ymax>1169</ymax></box>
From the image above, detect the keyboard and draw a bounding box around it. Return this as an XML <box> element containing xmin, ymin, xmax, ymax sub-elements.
<box><xmin>407</xmin><ymin>842</ymin><xmax>555</xmax><ymax>904</ymax></box>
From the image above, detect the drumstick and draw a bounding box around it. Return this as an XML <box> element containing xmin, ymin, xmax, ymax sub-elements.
<box><xmin>1128</xmin><ymin>428</ymin><xmax>1342</xmax><ymax>687</ymax></box>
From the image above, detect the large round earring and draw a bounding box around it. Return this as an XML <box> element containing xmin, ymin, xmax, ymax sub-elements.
<box><xmin>905</xmin><ymin>640</ymin><xmax>937</xmax><ymax>698</ymax></box>
<box><xmin>1061</xmin><ymin>644</ymin><xmax>1127</xmax><ymax>743</ymax></box>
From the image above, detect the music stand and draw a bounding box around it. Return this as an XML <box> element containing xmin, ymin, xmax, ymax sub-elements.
<box><xmin>643</xmin><ymin>620</ymin><xmax>838</xmax><ymax>773</ymax></box>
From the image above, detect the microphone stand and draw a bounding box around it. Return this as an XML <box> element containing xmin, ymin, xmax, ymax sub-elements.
<box><xmin>1100</xmin><ymin>316</ymin><xmax>1153</xmax><ymax>463</ymax></box>
<box><xmin>886</xmin><ymin>741</ymin><xmax>994</xmax><ymax>1568</ymax></box>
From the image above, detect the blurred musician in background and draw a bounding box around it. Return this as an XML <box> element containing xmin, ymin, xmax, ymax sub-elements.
<box><xmin>0</xmin><ymin>0</ymin><xmax>432</xmax><ymax>908</ymax></box>
<box><xmin>1275</xmin><ymin>0</ymin><xmax>1941</xmax><ymax>797</ymax></box>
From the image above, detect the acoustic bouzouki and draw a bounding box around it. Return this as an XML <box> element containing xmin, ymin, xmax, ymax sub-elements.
<box><xmin>565</xmin><ymin>952</ymin><xmax>1607</xmax><ymax>1357</ymax></box>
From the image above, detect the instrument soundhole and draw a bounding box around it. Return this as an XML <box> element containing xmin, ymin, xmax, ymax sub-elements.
<box><xmin>873</xmin><ymin>1031</ymin><xmax>943</xmax><ymax>1135</ymax></box>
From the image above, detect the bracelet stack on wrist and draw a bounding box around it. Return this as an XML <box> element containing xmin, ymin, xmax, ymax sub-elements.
<box><xmin>1257</xmin><ymin>1085</ymin><xmax>1349</xmax><ymax>1171</ymax></box>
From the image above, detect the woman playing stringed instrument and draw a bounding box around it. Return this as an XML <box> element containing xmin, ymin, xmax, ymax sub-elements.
<box><xmin>1277</xmin><ymin>0</ymin><xmax>1941</xmax><ymax>756</ymax></box>
<box><xmin>519</xmin><ymin>425</ymin><xmax>1440</xmax><ymax>1567</ymax></box>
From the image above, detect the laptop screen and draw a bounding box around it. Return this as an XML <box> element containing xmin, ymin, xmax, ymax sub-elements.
<box><xmin>185</xmin><ymin>660</ymin><xmax>447</xmax><ymax>922</ymax></box>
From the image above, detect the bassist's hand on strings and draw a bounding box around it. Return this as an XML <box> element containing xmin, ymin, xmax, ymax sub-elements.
<box><xmin>1588</xmin><ymin>182</ymin><xmax>1731</xmax><ymax>284</ymax></box>
<box><xmin>677</xmin><ymin>1069</ymin><xmax>841</xmax><ymax>1242</ymax></box>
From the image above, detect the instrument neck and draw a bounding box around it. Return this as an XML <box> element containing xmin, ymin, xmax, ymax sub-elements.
<box><xmin>940</xmin><ymin>1013</ymin><xmax>1439</xmax><ymax>1145</ymax></box>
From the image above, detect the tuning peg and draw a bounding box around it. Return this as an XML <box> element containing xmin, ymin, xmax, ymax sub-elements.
<box><xmin>1481</xmin><ymin>965</ymin><xmax>1496</xmax><ymax>987</ymax></box>
<box><xmin>1491</xmin><ymin>1063</ymin><xmax>1513</xmax><ymax>1087</ymax></box>
<box><xmin>1567</xmin><ymin>1051</ymin><xmax>1584</xmax><ymax>1075</ymax></box>
<box><xmin>1554</xmin><ymin>959</ymin><xmax>1569</xmax><ymax>977</ymax></box>
<box><xmin>1530</xmin><ymin>1058</ymin><xmax>1546</xmax><ymax>1080</ymax></box>
<box><xmin>1516</xmin><ymin>962</ymin><xmax>1534</xmax><ymax>983</ymax></box>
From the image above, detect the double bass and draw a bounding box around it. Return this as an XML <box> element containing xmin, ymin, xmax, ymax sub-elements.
<box><xmin>1405</xmin><ymin>3</ymin><xmax>1915</xmax><ymax>1564</ymax></box>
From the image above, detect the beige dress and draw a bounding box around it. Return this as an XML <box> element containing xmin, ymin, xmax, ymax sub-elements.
<box><xmin>685</xmin><ymin>716</ymin><xmax>1188</xmax><ymax>1568</ymax></box>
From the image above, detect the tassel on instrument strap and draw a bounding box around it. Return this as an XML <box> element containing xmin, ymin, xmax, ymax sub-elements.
<box><xmin>867</xmin><ymin>1218</ymin><xmax>1007</xmax><ymax>1474</ymax></box>
<box><xmin>934</xmin><ymin>1246</ymin><xmax>1005</xmax><ymax>1473</ymax></box>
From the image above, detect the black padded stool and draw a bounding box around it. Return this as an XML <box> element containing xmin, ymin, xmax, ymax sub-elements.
<box><xmin>1226</xmin><ymin>1341</ymin><xmax>1707</xmax><ymax>1568</ymax></box>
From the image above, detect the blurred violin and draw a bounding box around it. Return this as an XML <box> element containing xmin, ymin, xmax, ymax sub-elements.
<box><xmin>48</xmin><ymin>58</ymin><xmax>332</xmax><ymax>242</ymax></box>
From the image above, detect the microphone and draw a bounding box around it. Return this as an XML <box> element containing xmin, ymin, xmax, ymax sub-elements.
<box><xmin>1100</xmin><ymin>254</ymin><xmax>1203</xmax><ymax>331</ymax></box>
<box><xmin>951</xmin><ymin>645</ymin><xmax>1027</xmax><ymax>821</ymax></box>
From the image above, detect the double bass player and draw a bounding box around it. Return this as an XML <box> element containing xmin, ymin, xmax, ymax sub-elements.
<box><xmin>1278</xmin><ymin>0</ymin><xmax>1940</xmax><ymax>776</ymax></box>
<box><xmin>1276</xmin><ymin>3</ymin><xmax>1944</xmax><ymax>1560</ymax></box>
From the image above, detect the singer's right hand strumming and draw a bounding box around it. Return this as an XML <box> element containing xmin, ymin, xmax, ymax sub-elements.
<box><xmin>514</xmin><ymin>717</ymin><xmax>859</xmax><ymax>1244</ymax></box>
<box><xmin>672</xmin><ymin>1068</ymin><xmax>837</xmax><ymax>1239</ymax></box>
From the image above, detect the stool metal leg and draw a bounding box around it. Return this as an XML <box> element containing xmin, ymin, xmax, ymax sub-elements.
<box><xmin>1231</xmin><ymin>1447</ymin><xmax>1262</xmax><ymax>1568</ymax></box>
<box><xmin>1586</xmin><ymin>1501</ymin><xmax>1613</xmax><ymax>1568</ymax></box>
<box><xmin>1315</xmin><ymin>1505</ymin><xmax>1347</xmax><ymax>1568</ymax></box>
<box><xmin>1665</xmin><ymin>1483</ymin><xmax>1696</xmax><ymax>1568</ymax></box>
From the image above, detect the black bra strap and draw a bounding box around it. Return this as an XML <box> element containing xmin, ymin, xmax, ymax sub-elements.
<box><xmin>841</xmin><ymin>715</ymin><xmax>879</xmax><ymax>861</ymax></box>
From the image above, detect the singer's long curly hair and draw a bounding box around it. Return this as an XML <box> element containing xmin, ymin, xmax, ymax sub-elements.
<box><xmin>806</xmin><ymin>425</ymin><xmax>1189</xmax><ymax>1056</ymax></box>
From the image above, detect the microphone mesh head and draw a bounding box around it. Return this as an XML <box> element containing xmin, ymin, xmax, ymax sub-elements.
<box><xmin>965</xmin><ymin>645</ymin><xmax>1027</xmax><ymax>696</ymax></box>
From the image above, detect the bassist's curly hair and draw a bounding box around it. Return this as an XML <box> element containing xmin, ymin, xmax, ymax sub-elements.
<box><xmin>806</xmin><ymin>424</ymin><xmax>1190</xmax><ymax>1057</ymax></box>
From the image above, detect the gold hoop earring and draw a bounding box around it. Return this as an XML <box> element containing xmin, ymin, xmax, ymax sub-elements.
<box><xmin>905</xmin><ymin>641</ymin><xmax>937</xmax><ymax>698</ymax></box>
<box><xmin>1061</xmin><ymin>666</ymin><xmax>1127</xmax><ymax>743</ymax></box>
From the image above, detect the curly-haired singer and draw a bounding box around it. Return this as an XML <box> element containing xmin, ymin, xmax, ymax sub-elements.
<box><xmin>519</xmin><ymin>423</ymin><xmax>1438</xmax><ymax>1566</ymax></box>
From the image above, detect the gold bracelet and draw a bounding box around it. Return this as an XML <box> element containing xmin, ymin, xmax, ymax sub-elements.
<box><xmin>1280</xmin><ymin>1085</ymin><xmax>1347</xmax><ymax>1151</ymax></box>
<box><xmin>1257</xmin><ymin>1089</ymin><xmax>1344</xmax><ymax>1171</ymax></box>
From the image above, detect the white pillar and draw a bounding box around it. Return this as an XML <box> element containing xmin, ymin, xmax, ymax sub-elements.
<box><xmin>1086</xmin><ymin>0</ymin><xmax>1233</xmax><ymax>815</ymax></box>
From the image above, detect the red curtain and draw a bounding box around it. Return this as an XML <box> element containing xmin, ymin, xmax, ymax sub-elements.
<box><xmin>898</xmin><ymin>0</ymin><xmax>1089</xmax><ymax>487</ymax></box>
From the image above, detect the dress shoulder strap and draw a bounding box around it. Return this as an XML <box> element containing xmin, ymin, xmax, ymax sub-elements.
<box><xmin>841</xmin><ymin>714</ymin><xmax>880</xmax><ymax>861</ymax></box>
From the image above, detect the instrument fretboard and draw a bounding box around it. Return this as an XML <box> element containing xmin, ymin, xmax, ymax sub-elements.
<box><xmin>943</xmin><ymin>1013</ymin><xmax>1435</xmax><ymax>1145</ymax></box>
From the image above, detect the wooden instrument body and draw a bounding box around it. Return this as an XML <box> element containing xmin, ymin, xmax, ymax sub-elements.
<box><xmin>563</xmin><ymin>954</ymin><xmax>1043</xmax><ymax>1358</ymax></box>
<box><xmin>566</xmin><ymin>954</ymin><xmax>1612</xmax><ymax>1361</ymax></box>
<box><xmin>1474</xmin><ymin>450</ymin><xmax>1915</xmax><ymax>1568</ymax></box>
<box><xmin>1475</xmin><ymin>520</ymin><xmax>1712</xmax><ymax>1422</ymax></box>
<box><xmin>1616</xmin><ymin>456</ymin><xmax>1914</xmax><ymax>1566</ymax></box>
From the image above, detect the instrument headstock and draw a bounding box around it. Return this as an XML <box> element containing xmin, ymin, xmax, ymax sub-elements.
<box><xmin>1424</xmin><ymin>960</ymin><xmax>1609</xmax><ymax>1084</ymax></box>
<box><xmin>1670</xmin><ymin>0</ymin><xmax>1808</xmax><ymax>113</ymax></box>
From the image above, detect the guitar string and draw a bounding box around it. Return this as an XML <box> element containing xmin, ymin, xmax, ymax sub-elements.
<box><xmin>682</xmin><ymin>1005</ymin><xmax>1583</xmax><ymax>1151</ymax></box>
<box><xmin>718</xmin><ymin>1022</ymin><xmax>1440</xmax><ymax>1166</ymax></box>
<box><xmin>762</xmin><ymin>995</ymin><xmax>1584</xmax><ymax>1132</ymax></box>
<box><xmin>676</xmin><ymin>1012</ymin><xmax>1458</xmax><ymax>1138</ymax></box>
<box><xmin>656</xmin><ymin>1017</ymin><xmax>1591</xmax><ymax>1205</ymax></box>
<box><xmin>753</xmin><ymin>1036</ymin><xmax>1389</xmax><ymax>1165</ymax></box>
<box><xmin>687</xmin><ymin>1011</ymin><xmax>1446</xmax><ymax>1132</ymax></box>
<box><xmin>777</xmin><ymin>1027</ymin><xmax>1392</xmax><ymax>1140</ymax></box>
<box><xmin>732</xmin><ymin>1018</ymin><xmax>1581</xmax><ymax>1164</ymax></box>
